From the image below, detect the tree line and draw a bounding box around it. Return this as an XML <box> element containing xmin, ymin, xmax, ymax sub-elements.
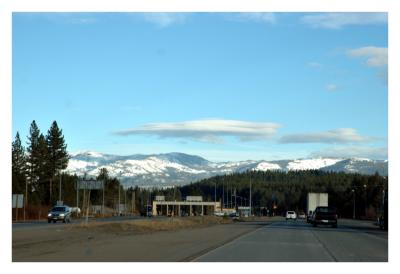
<box><xmin>12</xmin><ymin>120</ymin><xmax>69</xmax><ymax>206</ymax></box>
<box><xmin>176</xmin><ymin>170</ymin><xmax>388</xmax><ymax>219</ymax></box>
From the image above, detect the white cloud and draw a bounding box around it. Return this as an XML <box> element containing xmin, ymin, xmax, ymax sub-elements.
<box><xmin>301</xmin><ymin>12</ymin><xmax>387</xmax><ymax>29</ymax></box>
<box><xmin>325</xmin><ymin>84</ymin><xmax>338</xmax><ymax>92</ymax></box>
<box><xmin>231</xmin><ymin>12</ymin><xmax>276</xmax><ymax>24</ymax></box>
<box><xmin>114</xmin><ymin>119</ymin><xmax>281</xmax><ymax>143</ymax></box>
<box><xmin>347</xmin><ymin>46</ymin><xmax>388</xmax><ymax>67</ymax></box>
<box><xmin>141</xmin><ymin>13</ymin><xmax>188</xmax><ymax>28</ymax></box>
<box><xmin>347</xmin><ymin>46</ymin><xmax>388</xmax><ymax>85</ymax></box>
<box><xmin>279</xmin><ymin>128</ymin><xmax>373</xmax><ymax>144</ymax></box>
<box><xmin>310</xmin><ymin>146</ymin><xmax>387</xmax><ymax>160</ymax></box>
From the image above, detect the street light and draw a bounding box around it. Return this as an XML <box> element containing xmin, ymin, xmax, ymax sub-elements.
<box><xmin>352</xmin><ymin>189</ymin><xmax>355</xmax><ymax>219</ymax></box>
<box><xmin>364</xmin><ymin>184</ymin><xmax>367</xmax><ymax>218</ymax></box>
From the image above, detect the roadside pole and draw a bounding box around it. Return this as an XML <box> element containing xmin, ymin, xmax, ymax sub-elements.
<box><xmin>24</xmin><ymin>179</ymin><xmax>28</xmax><ymax>222</ymax></box>
<box><xmin>102</xmin><ymin>180</ymin><xmax>105</xmax><ymax>217</ymax></box>
<box><xmin>59</xmin><ymin>173</ymin><xmax>62</xmax><ymax>202</ymax></box>
<box><xmin>249</xmin><ymin>174</ymin><xmax>252</xmax><ymax>216</ymax></box>
<box><xmin>76</xmin><ymin>181</ymin><xmax>79</xmax><ymax>212</ymax></box>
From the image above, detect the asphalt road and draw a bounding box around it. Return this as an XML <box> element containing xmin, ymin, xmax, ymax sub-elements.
<box><xmin>194</xmin><ymin>218</ymin><xmax>388</xmax><ymax>262</ymax></box>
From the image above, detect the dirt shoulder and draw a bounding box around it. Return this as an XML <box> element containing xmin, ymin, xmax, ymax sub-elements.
<box><xmin>13</xmin><ymin>216</ymin><xmax>266</xmax><ymax>262</ymax></box>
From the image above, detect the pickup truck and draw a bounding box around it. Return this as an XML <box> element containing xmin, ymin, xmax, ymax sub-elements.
<box><xmin>310</xmin><ymin>206</ymin><xmax>338</xmax><ymax>228</ymax></box>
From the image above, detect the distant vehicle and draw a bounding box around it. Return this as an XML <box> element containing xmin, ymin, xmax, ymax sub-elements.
<box><xmin>298</xmin><ymin>212</ymin><xmax>306</xmax><ymax>219</ymax></box>
<box><xmin>48</xmin><ymin>206</ymin><xmax>72</xmax><ymax>223</ymax></box>
<box><xmin>70</xmin><ymin>207</ymin><xmax>81</xmax><ymax>217</ymax></box>
<box><xmin>310</xmin><ymin>206</ymin><xmax>337</xmax><ymax>228</ymax></box>
<box><xmin>214</xmin><ymin>211</ymin><xmax>225</xmax><ymax>217</ymax></box>
<box><xmin>307</xmin><ymin>193</ymin><xmax>328</xmax><ymax>216</ymax></box>
<box><xmin>140</xmin><ymin>205</ymin><xmax>153</xmax><ymax>217</ymax></box>
<box><xmin>286</xmin><ymin>211</ymin><xmax>297</xmax><ymax>220</ymax></box>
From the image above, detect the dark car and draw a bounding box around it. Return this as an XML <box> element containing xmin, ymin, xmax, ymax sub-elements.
<box><xmin>311</xmin><ymin>206</ymin><xmax>337</xmax><ymax>228</ymax></box>
<box><xmin>47</xmin><ymin>206</ymin><xmax>72</xmax><ymax>223</ymax></box>
<box><xmin>140</xmin><ymin>205</ymin><xmax>153</xmax><ymax>217</ymax></box>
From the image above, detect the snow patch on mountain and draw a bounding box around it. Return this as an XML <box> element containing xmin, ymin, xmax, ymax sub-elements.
<box><xmin>254</xmin><ymin>162</ymin><xmax>281</xmax><ymax>171</ymax></box>
<box><xmin>286</xmin><ymin>158</ymin><xmax>342</xmax><ymax>171</ymax></box>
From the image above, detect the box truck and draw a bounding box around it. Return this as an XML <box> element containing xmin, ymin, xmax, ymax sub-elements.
<box><xmin>306</xmin><ymin>193</ymin><xmax>328</xmax><ymax>222</ymax></box>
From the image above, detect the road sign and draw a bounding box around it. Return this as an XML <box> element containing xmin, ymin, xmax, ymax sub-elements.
<box><xmin>77</xmin><ymin>180</ymin><xmax>104</xmax><ymax>190</ymax></box>
<box><xmin>12</xmin><ymin>194</ymin><xmax>24</xmax><ymax>209</ymax></box>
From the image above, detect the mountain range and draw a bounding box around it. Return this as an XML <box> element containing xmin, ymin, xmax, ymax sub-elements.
<box><xmin>66</xmin><ymin>151</ymin><xmax>388</xmax><ymax>188</ymax></box>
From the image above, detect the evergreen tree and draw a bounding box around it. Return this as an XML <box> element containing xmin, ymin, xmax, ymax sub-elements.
<box><xmin>35</xmin><ymin>134</ymin><xmax>51</xmax><ymax>203</ymax></box>
<box><xmin>12</xmin><ymin>132</ymin><xmax>27</xmax><ymax>194</ymax></box>
<box><xmin>26</xmin><ymin>120</ymin><xmax>41</xmax><ymax>187</ymax></box>
<box><xmin>46</xmin><ymin>121</ymin><xmax>69</xmax><ymax>204</ymax></box>
<box><xmin>46</xmin><ymin>121</ymin><xmax>69</xmax><ymax>177</ymax></box>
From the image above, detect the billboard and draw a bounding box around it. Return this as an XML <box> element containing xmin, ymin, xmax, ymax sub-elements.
<box><xmin>77</xmin><ymin>180</ymin><xmax>104</xmax><ymax>190</ymax></box>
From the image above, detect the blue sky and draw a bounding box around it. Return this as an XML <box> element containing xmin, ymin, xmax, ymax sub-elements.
<box><xmin>12</xmin><ymin>12</ymin><xmax>388</xmax><ymax>161</ymax></box>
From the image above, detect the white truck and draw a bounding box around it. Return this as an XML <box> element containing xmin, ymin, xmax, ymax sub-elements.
<box><xmin>306</xmin><ymin>193</ymin><xmax>328</xmax><ymax>223</ymax></box>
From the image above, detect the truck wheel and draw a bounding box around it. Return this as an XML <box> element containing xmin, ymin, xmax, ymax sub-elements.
<box><xmin>313</xmin><ymin>223</ymin><xmax>317</xmax><ymax>227</ymax></box>
<box><xmin>48</xmin><ymin>219</ymin><xmax>51</xmax><ymax>223</ymax></box>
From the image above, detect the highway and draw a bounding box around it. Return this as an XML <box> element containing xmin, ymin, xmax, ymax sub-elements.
<box><xmin>194</xmin><ymin>218</ymin><xmax>388</xmax><ymax>262</ymax></box>
<box><xmin>12</xmin><ymin>217</ymin><xmax>387</xmax><ymax>262</ymax></box>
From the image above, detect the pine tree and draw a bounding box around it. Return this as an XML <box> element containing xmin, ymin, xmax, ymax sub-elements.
<box><xmin>36</xmin><ymin>134</ymin><xmax>51</xmax><ymax>203</ymax></box>
<box><xmin>46</xmin><ymin>121</ymin><xmax>69</xmax><ymax>204</ymax></box>
<box><xmin>46</xmin><ymin>121</ymin><xmax>69</xmax><ymax>177</ymax></box>
<box><xmin>12</xmin><ymin>132</ymin><xmax>27</xmax><ymax>194</ymax></box>
<box><xmin>26</xmin><ymin>120</ymin><xmax>41</xmax><ymax>187</ymax></box>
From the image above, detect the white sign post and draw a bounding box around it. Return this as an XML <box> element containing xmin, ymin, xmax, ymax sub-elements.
<box><xmin>12</xmin><ymin>194</ymin><xmax>24</xmax><ymax>221</ymax></box>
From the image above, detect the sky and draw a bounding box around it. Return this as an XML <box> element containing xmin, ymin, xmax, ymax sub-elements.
<box><xmin>12</xmin><ymin>12</ymin><xmax>388</xmax><ymax>162</ymax></box>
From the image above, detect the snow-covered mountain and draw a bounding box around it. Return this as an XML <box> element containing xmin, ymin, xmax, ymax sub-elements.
<box><xmin>67</xmin><ymin>151</ymin><xmax>388</xmax><ymax>187</ymax></box>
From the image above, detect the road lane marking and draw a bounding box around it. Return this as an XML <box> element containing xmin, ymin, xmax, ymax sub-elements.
<box><xmin>190</xmin><ymin>223</ymin><xmax>269</xmax><ymax>262</ymax></box>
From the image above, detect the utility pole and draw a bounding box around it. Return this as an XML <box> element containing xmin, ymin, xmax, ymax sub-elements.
<box><xmin>24</xmin><ymin>179</ymin><xmax>28</xmax><ymax>221</ymax></box>
<box><xmin>214</xmin><ymin>181</ymin><xmax>216</xmax><ymax>204</ymax></box>
<box><xmin>133</xmin><ymin>188</ymin><xmax>136</xmax><ymax>213</ymax></box>
<box><xmin>352</xmin><ymin>189</ymin><xmax>355</xmax><ymax>219</ymax></box>
<box><xmin>59</xmin><ymin>173</ymin><xmax>62</xmax><ymax>202</ymax></box>
<box><xmin>249</xmin><ymin>173</ymin><xmax>252</xmax><ymax>216</ymax></box>
<box><xmin>222</xmin><ymin>178</ymin><xmax>224</xmax><ymax>208</ymax></box>
<box><xmin>102</xmin><ymin>180</ymin><xmax>105</xmax><ymax>217</ymax></box>
<box><xmin>118</xmin><ymin>172</ymin><xmax>122</xmax><ymax>216</ymax></box>
<box><xmin>124</xmin><ymin>188</ymin><xmax>127</xmax><ymax>216</ymax></box>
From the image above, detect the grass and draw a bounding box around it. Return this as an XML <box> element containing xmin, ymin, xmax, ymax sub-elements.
<box><xmin>74</xmin><ymin>216</ymin><xmax>233</xmax><ymax>235</ymax></box>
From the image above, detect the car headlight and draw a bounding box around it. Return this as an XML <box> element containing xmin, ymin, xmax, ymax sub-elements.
<box><xmin>48</xmin><ymin>213</ymin><xmax>52</xmax><ymax>217</ymax></box>
<box><xmin>60</xmin><ymin>213</ymin><xmax>65</xmax><ymax>217</ymax></box>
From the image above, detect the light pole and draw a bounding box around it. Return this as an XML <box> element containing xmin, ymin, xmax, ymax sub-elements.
<box><xmin>249</xmin><ymin>173</ymin><xmax>252</xmax><ymax>216</ymax></box>
<box><xmin>352</xmin><ymin>189</ymin><xmax>355</xmax><ymax>219</ymax></box>
<box><xmin>364</xmin><ymin>184</ymin><xmax>367</xmax><ymax>218</ymax></box>
<box><xmin>59</xmin><ymin>172</ymin><xmax>62</xmax><ymax>202</ymax></box>
<box><xmin>118</xmin><ymin>171</ymin><xmax>122</xmax><ymax>216</ymax></box>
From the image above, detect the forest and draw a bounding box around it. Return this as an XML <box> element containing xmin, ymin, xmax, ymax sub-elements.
<box><xmin>12</xmin><ymin>120</ymin><xmax>388</xmax><ymax>220</ymax></box>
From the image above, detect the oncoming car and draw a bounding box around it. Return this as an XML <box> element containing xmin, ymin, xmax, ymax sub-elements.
<box><xmin>286</xmin><ymin>211</ymin><xmax>297</xmax><ymax>220</ymax></box>
<box><xmin>48</xmin><ymin>206</ymin><xmax>72</xmax><ymax>223</ymax></box>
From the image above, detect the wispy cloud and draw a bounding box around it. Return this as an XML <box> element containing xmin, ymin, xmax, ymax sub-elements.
<box><xmin>114</xmin><ymin>119</ymin><xmax>281</xmax><ymax>143</ymax></box>
<box><xmin>228</xmin><ymin>12</ymin><xmax>276</xmax><ymax>24</ymax></box>
<box><xmin>279</xmin><ymin>128</ymin><xmax>373</xmax><ymax>144</ymax></box>
<box><xmin>347</xmin><ymin>46</ymin><xmax>388</xmax><ymax>85</ymax></box>
<box><xmin>310</xmin><ymin>146</ymin><xmax>387</xmax><ymax>160</ymax></box>
<box><xmin>325</xmin><ymin>84</ymin><xmax>338</xmax><ymax>92</ymax></box>
<box><xmin>141</xmin><ymin>13</ymin><xmax>188</xmax><ymax>28</ymax></box>
<box><xmin>347</xmin><ymin>46</ymin><xmax>388</xmax><ymax>67</ymax></box>
<box><xmin>301</xmin><ymin>12</ymin><xmax>387</xmax><ymax>29</ymax></box>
